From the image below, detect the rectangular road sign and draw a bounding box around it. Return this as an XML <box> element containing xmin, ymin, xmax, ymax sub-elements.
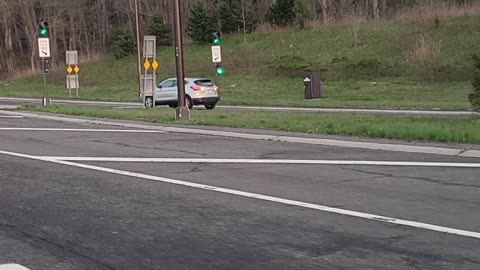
<box><xmin>66</xmin><ymin>50</ymin><xmax>78</xmax><ymax>65</ymax></box>
<box><xmin>38</xmin><ymin>38</ymin><xmax>51</xmax><ymax>58</ymax></box>
<box><xmin>211</xmin><ymin>46</ymin><xmax>222</xmax><ymax>63</ymax></box>
<box><xmin>143</xmin><ymin>36</ymin><xmax>156</xmax><ymax>58</ymax></box>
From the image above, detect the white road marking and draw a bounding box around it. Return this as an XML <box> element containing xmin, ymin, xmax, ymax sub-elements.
<box><xmin>0</xmin><ymin>264</ymin><xmax>31</xmax><ymax>270</ymax></box>
<box><xmin>1</xmin><ymin>149</ymin><xmax>480</xmax><ymax>240</ymax></box>
<box><xmin>0</xmin><ymin>128</ymin><xmax>164</xmax><ymax>133</ymax></box>
<box><xmin>0</xmin><ymin>116</ymin><xmax>23</xmax><ymax>118</ymax></box>
<box><xmin>2</xmin><ymin>110</ymin><xmax>480</xmax><ymax>157</ymax></box>
<box><xmin>37</xmin><ymin>157</ymin><xmax>480</xmax><ymax>168</ymax></box>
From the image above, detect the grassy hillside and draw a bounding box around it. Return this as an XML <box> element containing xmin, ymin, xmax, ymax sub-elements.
<box><xmin>1</xmin><ymin>15</ymin><xmax>479</xmax><ymax>110</ymax></box>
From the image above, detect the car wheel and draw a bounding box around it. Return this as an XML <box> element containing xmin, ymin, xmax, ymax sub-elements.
<box><xmin>205</xmin><ymin>103</ymin><xmax>217</xmax><ymax>110</ymax></box>
<box><xmin>144</xmin><ymin>97</ymin><xmax>154</xmax><ymax>108</ymax></box>
<box><xmin>185</xmin><ymin>96</ymin><xmax>193</xmax><ymax>110</ymax></box>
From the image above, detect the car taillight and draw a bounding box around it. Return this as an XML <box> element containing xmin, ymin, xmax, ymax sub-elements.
<box><xmin>191</xmin><ymin>85</ymin><xmax>202</xmax><ymax>91</ymax></box>
<box><xmin>214</xmin><ymin>86</ymin><xmax>220</xmax><ymax>92</ymax></box>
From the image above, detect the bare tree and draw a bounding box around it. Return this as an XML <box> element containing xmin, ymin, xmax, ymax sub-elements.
<box><xmin>372</xmin><ymin>0</ymin><xmax>380</xmax><ymax>20</ymax></box>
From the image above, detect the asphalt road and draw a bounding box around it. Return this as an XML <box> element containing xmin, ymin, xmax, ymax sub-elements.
<box><xmin>1</xmin><ymin>97</ymin><xmax>478</xmax><ymax>116</ymax></box>
<box><xmin>1</xmin><ymin>112</ymin><xmax>480</xmax><ymax>270</ymax></box>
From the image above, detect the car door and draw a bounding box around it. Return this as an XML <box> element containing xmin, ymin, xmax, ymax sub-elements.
<box><xmin>167</xmin><ymin>80</ymin><xmax>191</xmax><ymax>101</ymax></box>
<box><xmin>165</xmin><ymin>80</ymin><xmax>179</xmax><ymax>101</ymax></box>
<box><xmin>156</xmin><ymin>79</ymin><xmax>176</xmax><ymax>102</ymax></box>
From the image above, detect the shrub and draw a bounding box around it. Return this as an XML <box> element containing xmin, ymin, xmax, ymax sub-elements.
<box><xmin>469</xmin><ymin>54</ymin><xmax>480</xmax><ymax>111</ymax></box>
<box><xmin>407</xmin><ymin>35</ymin><xmax>441</xmax><ymax>66</ymax></box>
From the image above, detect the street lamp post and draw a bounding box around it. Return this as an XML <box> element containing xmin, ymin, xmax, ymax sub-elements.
<box><xmin>173</xmin><ymin>0</ymin><xmax>191</xmax><ymax>121</ymax></box>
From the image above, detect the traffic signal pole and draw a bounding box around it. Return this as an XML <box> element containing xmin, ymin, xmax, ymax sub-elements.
<box><xmin>41</xmin><ymin>59</ymin><xmax>50</xmax><ymax>106</ymax></box>
<box><xmin>173</xmin><ymin>0</ymin><xmax>190</xmax><ymax>121</ymax></box>
<box><xmin>38</xmin><ymin>20</ymin><xmax>51</xmax><ymax>106</ymax></box>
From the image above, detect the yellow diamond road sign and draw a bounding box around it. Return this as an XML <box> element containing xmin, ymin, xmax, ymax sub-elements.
<box><xmin>152</xmin><ymin>60</ymin><xmax>159</xmax><ymax>70</ymax></box>
<box><xmin>74</xmin><ymin>66</ymin><xmax>80</xmax><ymax>73</ymax></box>
<box><xmin>66</xmin><ymin>66</ymin><xmax>73</xmax><ymax>74</ymax></box>
<box><xmin>144</xmin><ymin>60</ymin><xmax>151</xmax><ymax>70</ymax></box>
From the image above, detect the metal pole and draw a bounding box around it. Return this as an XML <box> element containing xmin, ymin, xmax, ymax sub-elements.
<box><xmin>134</xmin><ymin>0</ymin><xmax>142</xmax><ymax>98</ymax></box>
<box><xmin>42</xmin><ymin>59</ymin><xmax>51</xmax><ymax>106</ymax></box>
<box><xmin>174</xmin><ymin>0</ymin><xmax>190</xmax><ymax>120</ymax></box>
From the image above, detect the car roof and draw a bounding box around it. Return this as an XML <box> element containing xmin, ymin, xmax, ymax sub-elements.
<box><xmin>162</xmin><ymin>77</ymin><xmax>211</xmax><ymax>81</ymax></box>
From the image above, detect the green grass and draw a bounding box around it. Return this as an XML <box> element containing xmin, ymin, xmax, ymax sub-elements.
<box><xmin>0</xmin><ymin>75</ymin><xmax>472</xmax><ymax>110</ymax></box>
<box><xmin>22</xmin><ymin>105</ymin><xmax>480</xmax><ymax>144</ymax></box>
<box><xmin>2</xmin><ymin>16</ymin><xmax>479</xmax><ymax>110</ymax></box>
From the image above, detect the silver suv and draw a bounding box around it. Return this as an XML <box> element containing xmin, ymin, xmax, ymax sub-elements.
<box><xmin>144</xmin><ymin>77</ymin><xmax>220</xmax><ymax>110</ymax></box>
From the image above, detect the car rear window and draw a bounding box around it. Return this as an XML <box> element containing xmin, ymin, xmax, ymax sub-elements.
<box><xmin>195</xmin><ymin>80</ymin><xmax>214</xmax><ymax>87</ymax></box>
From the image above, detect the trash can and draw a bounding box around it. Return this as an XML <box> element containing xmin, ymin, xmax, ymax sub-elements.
<box><xmin>304</xmin><ymin>70</ymin><xmax>323</xmax><ymax>99</ymax></box>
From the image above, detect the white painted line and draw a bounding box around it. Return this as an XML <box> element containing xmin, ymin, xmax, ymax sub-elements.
<box><xmin>0</xmin><ymin>128</ymin><xmax>164</xmax><ymax>133</ymax></box>
<box><xmin>114</xmin><ymin>106</ymin><xmax>142</xmax><ymax>109</ymax></box>
<box><xmin>0</xmin><ymin>97</ymin><xmax>39</xmax><ymax>102</ymax></box>
<box><xmin>0</xmin><ymin>97</ymin><xmax>139</xmax><ymax>106</ymax></box>
<box><xmin>218</xmin><ymin>105</ymin><xmax>480</xmax><ymax>116</ymax></box>
<box><xmin>1</xmin><ymin>149</ymin><xmax>480</xmax><ymax>240</ymax></box>
<box><xmin>1</xmin><ymin>110</ymin><xmax>479</xmax><ymax>157</ymax></box>
<box><xmin>0</xmin><ymin>116</ymin><xmax>23</xmax><ymax>118</ymax></box>
<box><xmin>0</xmin><ymin>264</ymin><xmax>31</xmax><ymax>270</ymax></box>
<box><xmin>38</xmin><ymin>157</ymin><xmax>480</xmax><ymax>168</ymax></box>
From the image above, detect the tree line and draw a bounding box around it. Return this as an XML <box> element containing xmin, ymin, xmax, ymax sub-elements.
<box><xmin>0</xmin><ymin>0</ymin><xmax>476</xmax><ymax>76</ymax></box>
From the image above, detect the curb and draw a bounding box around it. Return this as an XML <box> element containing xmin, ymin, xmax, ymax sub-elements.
<box><xmin>0</xmin><ymin>105</ymin><xmax>19</xmax><ymax>110</ymax></box>
<box><xmin>1</xmin><ymin>110</ymin><xmax>479</xmax><ymax>158</ymax></box>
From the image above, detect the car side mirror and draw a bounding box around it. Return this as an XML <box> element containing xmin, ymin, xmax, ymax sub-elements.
<box><xmin>157</xmin><ymin>85</ymin><xmax>162</xmax><ymax>89</ymax></box>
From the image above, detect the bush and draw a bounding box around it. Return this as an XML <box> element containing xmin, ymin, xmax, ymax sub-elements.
<box><xmin>469</xmin><ymin>54</ymin><xmax>480</xmax><ymax>111</ymax></box>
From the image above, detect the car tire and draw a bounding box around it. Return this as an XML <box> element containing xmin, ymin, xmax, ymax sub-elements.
<box><xmin>205</xmin><ymin>103</ymin><xmax>216</xmax><ymax>110</ymax></box>
<box><xmin>185</xmin><ymin>96</ymin><xmax>193</xmax><ymax>110</ymax></box>
<box><xmin>144</xmin><ymin>97</ymin><xmax>154</xmax><ymax>108</ymax></box>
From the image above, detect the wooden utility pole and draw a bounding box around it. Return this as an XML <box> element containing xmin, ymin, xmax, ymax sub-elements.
<box><xmin>173</xmin><ymin>0</ymin><xmax>190</xmax><ymax>120</ymax></box>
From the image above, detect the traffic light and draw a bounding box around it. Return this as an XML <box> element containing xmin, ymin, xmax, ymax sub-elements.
<box><xmin>38</xmin><ymin>20</ymin><xmax>49</xmax><ymax>36</ymax></box>
<box><xmin>212</xmin><ymin>32</ymin><xmax>223</xmax><ymax>76</ymax></box>
<box><xmin>213</xmin><ymin>32</ymin><xmax>221</xmax><ymax>45</ymax></box>
<box><xmin>215</xmin><ymin>64</ymin><xmax>225</xmax><ymax>76</ymax></box>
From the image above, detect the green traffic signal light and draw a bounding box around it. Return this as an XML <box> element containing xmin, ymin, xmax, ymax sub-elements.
<box><xmin>213</xmin><ymin>32</ymin><xmax>221</xmax><ymax>45</ymax></box>
<box><xmin>39</xmin><ymin>21</ymin><xmax>49</xmax><ymax>36</ymax></box>
<box><xmin>216</xmin><ymin>66</ymin><xmax>225</xmax><ymax>76</ymax></box>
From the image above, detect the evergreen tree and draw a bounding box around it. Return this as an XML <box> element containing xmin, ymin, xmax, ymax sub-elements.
<box><xmin>187</xmin><ymin>1</ymin><xmax>217</xmax><ymax>43</ymax></box>
<box><xmin>294</xmin><ymin>0</ymin><xmax>312</xmax><ymax>29</ymax></box>
<box><xmin>469</xmin><ymin>54</ymin><xmax>480</xmax><ymax>111</ymax></box>
<box><xmin>219</xmin><ymin>0</ymin><xmax>257</xmax><ymax>34</ymax></box>
<box><xmin>147</xmin><ymin>16</ymin><xmax>172</xmax><ymax>46</ymax></box>
<box><xmin>266</xmin><ymin>0</ymin><xmax>295</xmax><ymax>27</ymax></box>
<box><xmin>110</xmin><ymin>27</ymin><xmax>136</xmax><ymax>59</ymax></box>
